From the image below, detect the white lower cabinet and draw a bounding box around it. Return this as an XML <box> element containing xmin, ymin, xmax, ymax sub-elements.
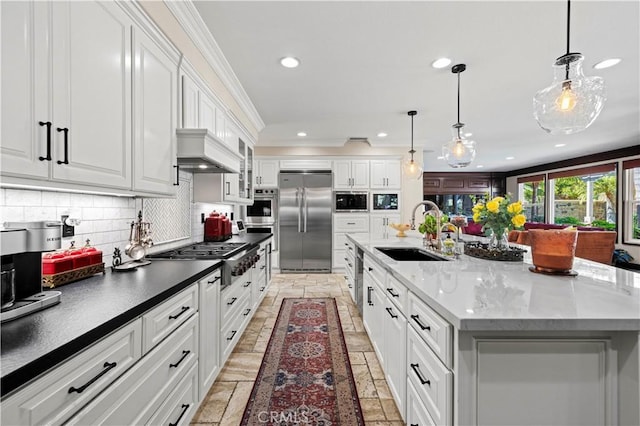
<box><xmin>147</xmin><ymin>363</ymin><xmax>199</xmax><ymax>426</ymax></box>
<box><xmin>407</xmin><ymin>326</ymin><xmax>452</xmax><ymax>426</ymax></box>
<box><xmin>1</xmin><ymin>320</ymin><xmax>142</xmax><ymax>426</ymax></box>
<box><xmin>383</xmin><ymin>300</ymin><xmax>406</xmax><ymax>413</ymax></box>
<box><xmin>370</xmin><ymin>213</ymin><xmax>401</xmax><ymax>240</ymax></box>
<box><xmin>68</xmin><ymin>313</ymin><xmax>198</xmax><ymax>425</ymax></box>
<box><xmin>406</xmin><ymin>380</ymin><xmax>437</xmax><ymax>426</ymax></box>
<box><xmin>199</xmin><ymin>269</ymin><xmax>221</xmax><ymax>399</ymax></box>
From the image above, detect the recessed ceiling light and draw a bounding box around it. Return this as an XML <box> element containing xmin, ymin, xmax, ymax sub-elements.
<box><xmin>280</xmin><ymin>56</ymin><xmax>300</xmax><ymax>68</ymax></box>
<box><xmin>297</xmin><ymin>132</ymin><xmax>307</xmax><ymax>137</ymax></box>
<box><xmin>554</xmin><ymin>143</ymin><xmax>566</xmax><ymax>147</ymax></box>
<box><xmin>377</xmin><ymin>132</ymin><xmax>387</xmax><ymax>138</ymax></box>
<box><xmin>198</xmin><ymin>164</ymin><xmax>208</xmax><ymax>169</ymax></box>
<box><xmin>505</xmin><ymin>156</ymin><xmax>515</xmax><ymax>160</ymax></box>
<box><xmin>437</xmin><ymin>156</ymin><xmax>444</xmax><ymax>160</ymax></box>
<box><xmin>476</xmin><ymin>165</ymin><xmax>484</xmax><ymax>168</ymax></box>
<box><xmin>593</xmin><ymin>58</ymin><xmax>621</xmax><ymax>69</ymax></box>
<box><xmin>464</xmin><ymin>132</ymin><xmax>473</xmax><ymax>137</ymax></box>
<box><xmin>431</xmin><ymin>57</ymin><xmax>452</xmax><ymax>69</ymax></box>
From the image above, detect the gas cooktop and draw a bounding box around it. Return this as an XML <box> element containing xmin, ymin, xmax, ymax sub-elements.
<box><xmin>146</xmin><ymin>242</ymin><xmax>248</xmax><ymax>259</ymax></box>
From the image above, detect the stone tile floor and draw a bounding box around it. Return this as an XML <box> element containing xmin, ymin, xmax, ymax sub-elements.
<box><xmin>191</xmin><ymin>273</ymin><xmax>404</xmax><ymax>425</ymax></box>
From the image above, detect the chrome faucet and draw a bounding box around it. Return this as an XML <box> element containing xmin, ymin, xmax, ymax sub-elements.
<box><xmin>410</xmin><ymin>201</ymin><xmax>443</xmax><ymax>246</ymax></box>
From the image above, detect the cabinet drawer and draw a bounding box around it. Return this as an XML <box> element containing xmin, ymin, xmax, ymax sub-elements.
<box><xmin>407</xmin><ymin>327</ymin><xmax>452</xmax><ymax>426</ymax></box>
<box><xmin>334</xmin><ymin>214</ymin><xmax>369</xmax><ymax>232</ymax></box>
<box><xmin>143</xmin><ymin>285</ymin><xmax>198</xmax><ymax>353</ymax></box>
<box><xmin>407</xmin><ymin>292</ymin><xmax>452</xmax><ymax>368</ymax></box>
<box><xmin>68</xmin><ymin>314</ymin><xmax>198</xmax><ymax>425</ymax></box>
<box><xmin>406</xmin><ymin>379</ymin><xmax>437</xmax><ymax>426</ymax></box>
<box><xmin>1</xmin><ymin>320</ymin><xmax>142</xmax><ymax>426</ymax></box>
<box><xmin>146</xmin><ymin>363</ymin><xmax>198</xmax><ymax>426</ymax></box>
<box><xmin>219</xmin><ymin>279</ymin><xmax>247</xmax><ymax>328</ymax></box>
<box><xmin>364</xmin><ymin>254</ymin><xmax>385</xmax><ymax>286</ymax></box>
<box><xmin>220</xmin><ymin>296</ymin><xmax>251</xmax><ymax>362</ymax></box>
<box><xmin>385</xmin><ymin>274</ymin><xmax>407</xmax><ymax>314</ymax></box>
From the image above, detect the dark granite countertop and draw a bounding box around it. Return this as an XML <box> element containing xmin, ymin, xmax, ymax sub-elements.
<box><xmin>0</xmin><ymin>259</ymin><xmax>222</xmax><ymax>398</ymax></box>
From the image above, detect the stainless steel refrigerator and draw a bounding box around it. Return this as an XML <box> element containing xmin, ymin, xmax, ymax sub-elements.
<box><xmin>279</xmin><ymin>171</ymin><xmax>332</xmax><ymax>272</ymax></box>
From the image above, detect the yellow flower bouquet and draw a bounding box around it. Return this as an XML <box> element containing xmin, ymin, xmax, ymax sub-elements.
<box><xmin>472</xmin><ymin>195</ymin><xmax>526</xmax><ymax>244</ymax></box>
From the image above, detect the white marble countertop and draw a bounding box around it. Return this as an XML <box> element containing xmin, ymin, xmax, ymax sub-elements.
<box><xmin>348</xmin><ymin>231</ymin><xmax>640</xmax><ymax>332</ymax></box>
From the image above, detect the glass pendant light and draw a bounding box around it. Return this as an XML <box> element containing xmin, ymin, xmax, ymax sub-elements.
<box><xmin>403</xmin><ymin>110</ymin><xmax>423</xmax><ymax>180</ymax></box>
<box><xmin>533</xmin><ymin>0</ymin><xmax>606</xmax><ymax>135</ymax></box>
<box><xmin>442</xmin><ymin>64</ymin><xmax>476</xmax><ymax>168</ymax></box>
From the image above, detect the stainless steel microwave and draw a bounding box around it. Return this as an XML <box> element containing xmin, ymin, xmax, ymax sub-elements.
<box><xmin>371</xmin><ymin>192</ymin><xmax>399</xmax><ymax>211</ymax></box>
<box><xmin>334</xmin><ymin>192</ymin><xmax>368</xmax><ymax>212</ymax></box>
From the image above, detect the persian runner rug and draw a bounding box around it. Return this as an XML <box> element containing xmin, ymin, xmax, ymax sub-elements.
<box><xmin>241</xmin><ymin>298</ymin><xmax>364</xmax><ymax>425</ymax></box>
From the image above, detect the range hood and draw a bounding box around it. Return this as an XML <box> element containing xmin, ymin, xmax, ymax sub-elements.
<box><xmin>176</xmin><ymin>129</ymin><xmax>242</xmax><ymax>174</ymax></box>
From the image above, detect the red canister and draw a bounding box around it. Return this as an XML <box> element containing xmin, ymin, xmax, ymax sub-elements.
<box><xmin>42</xmin><ymin>252</ymin><xmax>73</xmax><ymax>275</ymax></box>
<box><xmin>204</xmin><ymin>211</ymin><xmax>223</xmax><ymax>241</ymax></box>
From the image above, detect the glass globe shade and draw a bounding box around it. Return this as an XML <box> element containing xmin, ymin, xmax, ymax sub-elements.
<box><xmin>403</xmin><ymin>158</ymin><xmax>423</xmax><ymax>180</ymax></box>
<box><xmin>442</xmin><ymin>125</ymin><xmax>476</xmax><ymax>168</ymax></box>
<box><xmin>533</xmin><ymin>53</ymin><xmax>606</xmax><ymax>135</ymax></box>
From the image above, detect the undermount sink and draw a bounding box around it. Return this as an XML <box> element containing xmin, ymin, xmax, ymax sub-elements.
<box><xmin>375</xmin><ymin>247</ymin><xmax>448</xmax><ymax>261</ymax></box>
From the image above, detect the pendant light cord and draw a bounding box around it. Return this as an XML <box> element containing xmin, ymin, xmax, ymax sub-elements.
<box><xmin>410</xmin><ymin>113</ymin><xmax>415</xmax><ymax>161</ymax></box>
<box><xmin>565</xmin><ymin>0</ymin><xmax>571</xmax><ymax>80</ymax></box>
<box><xmin>457</xmin><ymin>71</ymin><xmax>461</xmax><ymax>125</ymax></box>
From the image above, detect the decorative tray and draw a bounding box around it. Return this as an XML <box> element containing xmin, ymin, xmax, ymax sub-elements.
<box><xmin>43</xmin><ymin>263</ymin><xmax>106</xmax><ymax>288</ymax></box>
<box><xmin>464</xmin><ymin>241</ymin><xmax>527</xmax><ymax>262</ymax></box>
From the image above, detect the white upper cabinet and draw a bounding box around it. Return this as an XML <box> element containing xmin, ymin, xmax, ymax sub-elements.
<box><xmin>132</xmin><ymin>26</ymin><xmax>179</xmax><ymax>195</ymax></box>
<box><xmin>1</xmin><ymin>1</ymin><xmax>50</xmax><ymax>179</ymax></box>
<box><xmin>255</xmin><ymin>160</ymin><xmax>279</xmax><ymax>188</ymax></box>
<box><xmin>50</xmin><ymin>1</ymin><xmax>132</xmax><ymax>189</ymax></box>
<box><xmin>181</xmin><ymin>76</ymin><xmax>199</xmax><ymax>128</ymax></box>
<box><xmin>333</xmin><ymin>160</ymin><xmax>369</xmax><ymax>189</ymax></box>
<box><xmin>198</xmin><ymin>92</ymin><xmax>217</xmax><ymax>135</ymax></box>
<box><xmin>370</xmin><ymin>159</ymin><xmax>402</xmax><ymax>189</ymax></box>
<box><xmin>2</xmin><ymin>1</ymin><xmax>132</xmax><ymax>189</ymax></box>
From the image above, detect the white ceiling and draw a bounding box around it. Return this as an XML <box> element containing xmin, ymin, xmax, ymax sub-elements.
<box><xmin>193</xmin><ymin>1</ymin><xmax>639</xmax><ymax>172</ymax></box>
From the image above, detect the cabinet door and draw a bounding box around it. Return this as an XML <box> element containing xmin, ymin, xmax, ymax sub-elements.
<box><xmin>132</xmin><ymin>26</ymin><xmax>178</xmax><ymax>195</ymax></box>
<box><xmin>198</xmin><ymin>92</ymin><xmax>216</xmax><ymax>135</ymax></box>
<box><xmin>350</xmin><ymin>160</ymin><xmax>370</xmax><ymax>189</ymax></box>
<box><xmin>51</xmin><ymin>1</ymin><xmax>132</xmax><ymax>189</ymax></box>
<box><xmin>181</xmin><ymin>75</ymin><xmax>198</xmax><ymax>128</ymax></box>
<box><xmin>369</xmin><ymin>160</ymin><xmax>387</xmax><ymax>189</ymax></box>
<box><xmin>0</xmin><ymin>1</ymin><xmax>50</xmax><ymax>179</ymax></box>
<box><xmin>215</xmin><ymin>108</ymin><xmax>226</xmax><ymax>142</ymax></box>
<box><xmin>333</xmin><ymin>160</ymin><xmax>352</xmax><ymax>189</ymax></box>
<box><xmin>224</xmin><ymin>174</ymin><xmax>239</xmax><ymax>199</ymax></box>
<box><xmin>257</xmin><ymin>160</ymin><xmax>279</xmax><ymax>187</ymax></box>
<box><xmin>384</xmin><ymin>304</ymin><xmax>406</xmax><ymax>416</ymax></box>
<box><xmin>370</xmin><ymin>215</ymin><xmax>387</xmax><ymax>239</ymax></box>
<box><xmin>199</xmin><ymin>270</ymin><xmax>221</xmax><ymax>398</ymax></box>
<box><xmin>385</xmin><ymin>160</ymin><xmax>402</xmax><ymax>189</ymax></box>
<box><xmin>370</xmin><ymin>281</ymin><xmax>386</xmax><ymax>366</ymax></box>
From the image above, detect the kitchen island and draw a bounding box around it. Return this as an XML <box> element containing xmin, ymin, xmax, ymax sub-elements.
<box><xmin>347</xmin><ymin>232</ymin><xmax>640</xmax><ymax>425</ymax></box>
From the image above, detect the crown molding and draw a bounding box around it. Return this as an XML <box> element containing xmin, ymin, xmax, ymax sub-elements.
<box><xmin>163</xmin><ymin>0</ymin><xmax>265</xmax><ymax>134</ymax></box>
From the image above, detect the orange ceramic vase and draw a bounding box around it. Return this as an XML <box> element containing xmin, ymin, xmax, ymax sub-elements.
<box><xmin>529</xmin><ymin>229</ymin><xmax>578</xmax><ymax>273</ymax></box>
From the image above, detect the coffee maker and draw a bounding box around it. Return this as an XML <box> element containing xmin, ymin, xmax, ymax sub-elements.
<box><xmin>1</xmin><ymin>221</ymin><xmax>63</xmax><ymax>323</ymax></box>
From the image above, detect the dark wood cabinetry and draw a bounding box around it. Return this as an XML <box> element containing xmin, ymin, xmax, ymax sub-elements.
<box><xmin>423</xmin><ymin>172</ymin><xmax>506</xmax><ymax>196</ymax></box>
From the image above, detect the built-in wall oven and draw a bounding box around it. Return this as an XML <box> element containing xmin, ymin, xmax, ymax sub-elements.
<box><xmin>246</xmin><ymin>189</ymin><xmax>277</xmax><ymax>224</ymax></box>
<box><xmin>246</xmin><ymin>189</ymin><xmax>278</xmax><ymax>251</ymax></box>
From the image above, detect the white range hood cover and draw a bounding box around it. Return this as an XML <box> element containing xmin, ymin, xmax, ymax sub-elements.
<box><xmin>176</xmin><ymin>129</ymin><xmax>242</xmax><ymax>174</ymax></box>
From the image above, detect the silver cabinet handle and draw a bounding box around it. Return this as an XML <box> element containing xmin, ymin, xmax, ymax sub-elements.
<box><xmin>225</xmin><ymin>181</ymin><xmax>231</xmax><ymax>195</ymax></box>
<box><xmin>386</xmin><ymin>307</ymin><xmax>398</xmax><ymax>319</ymax></box>
<box><xmin>387</xmin><ymin>288</ymin><xmax>400</xmax><ymax>298</ymax></box>
<box><xmin>367</xmin><ymin>286</ymin><xmax>373</xmax><ymax>305</ymax></box>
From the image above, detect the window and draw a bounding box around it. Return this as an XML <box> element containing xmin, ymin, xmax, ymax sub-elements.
<box><xmin>549</xmin><ymin>163</ymin><xmax>617</xmax><ymax>230</ymax></box>
<box><xmin>423</xmin><ymin>194</ymin><xmax>484</xmax><ymax>219</ymax></box>
<box><xmin>623</xmin><ymin>159</ymin><xmax>640</xmax><ymax>244</ymax></box>
<box><xmin>517</xmin><ymin>174</ymin><xmax>546</xmax><ymax>222</ymax></box>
